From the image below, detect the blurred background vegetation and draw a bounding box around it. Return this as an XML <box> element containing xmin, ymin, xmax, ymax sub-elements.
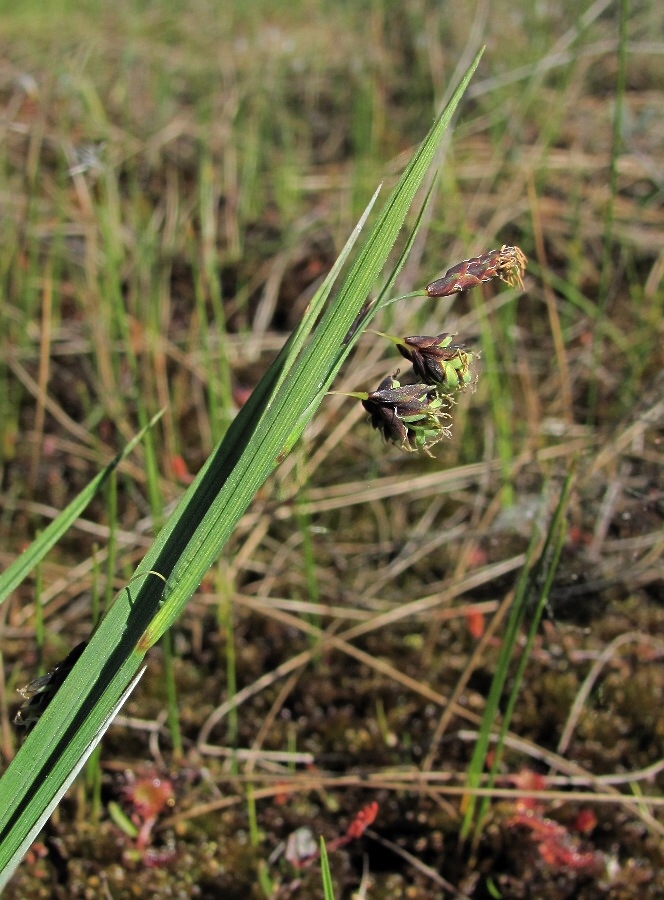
<box><xmin>1</xmin><ymin>1</ymin><xmax>663</xmax><ymax>897</ymax></box>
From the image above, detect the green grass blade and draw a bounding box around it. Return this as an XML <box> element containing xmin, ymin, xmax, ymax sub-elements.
<box><xmin>472</xmin><ymin>470</ymin><xmax>575</xmax><ymax>835</ymax></box>
<box><xmin>460</xmin><ymin>510</ymin><xmax>543</xmax><ymax>841</ymax></box>
<box><xmin>0</xmin><ymin>412</ymin><xmax>163</xmax><ymax>606</ymax></box>
<box><xmin>461</xmin><ymin>470</ymin><xmax>575</xmax><ymax>843</ymax></box>
<box><xmin>320</xmin><ymin>837</ymin><xmax>336</xmax><ymax>900</ymax></box>
<box><xmin>0</xmin><ymin>667</ymin><xmax>146</xmax><ymax>891</ymax></box>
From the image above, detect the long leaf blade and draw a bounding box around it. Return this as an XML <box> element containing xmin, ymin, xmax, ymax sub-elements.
<box><xmin>0</xmin><ymin>413</ymin><xmax>162</xmax><ymax>605</ymax></box>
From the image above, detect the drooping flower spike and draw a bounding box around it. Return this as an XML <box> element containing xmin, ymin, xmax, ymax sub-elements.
<box><xmin>375</xmin><ymin>332</ymin><xmax>476</xmax><ymax>392</ymax></box>
<box><xmin>398</xmin><ymin>333</ymin><xmax>475</xmax><ymax>390</ymax></box>
<box><xmin>426</xmin><ymin>245</ymin><xmax>527</xmax><ymax>297</ymax></box>
<box><xmin>360</xmin><ymin>374</ymin><xmax>452</xmax><ymax>454</ymax></box>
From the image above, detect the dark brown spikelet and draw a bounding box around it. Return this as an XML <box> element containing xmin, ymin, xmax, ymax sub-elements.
<box><xmin>361</xmin><ymin>374</ymin><xmax>452</xmax><ymax>453</ymax></box>
<box><xmin>14</xmin><ymin>641</ymin><xmax>87</xmax><ymax>734</ymax></box>
<box><xmin>397</xmin><ymin>333</ymin><xmax>476</xmax><ymax>391</ymax></box>
<box><xmin>426</xmin><ymin>245</ymin><xmax>527</xmax><ymax>297</ymax></box>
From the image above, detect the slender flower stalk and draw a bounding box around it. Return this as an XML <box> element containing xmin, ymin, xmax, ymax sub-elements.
<box><xmin>426</xmin><ymin>245</ymin><xmax>527</xmax><ymax>297</ymax></box>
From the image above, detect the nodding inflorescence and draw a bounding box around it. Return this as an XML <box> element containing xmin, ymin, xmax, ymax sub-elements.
<box><xmin>353</xmin><ymin>246</ymin><xmax>526</xmax><ymax>455</ymax></box>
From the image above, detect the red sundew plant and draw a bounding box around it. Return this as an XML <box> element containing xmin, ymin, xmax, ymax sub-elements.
<box><xmin>506</xmin><ymin>810</ymin><xmax>603</xmax><ymax>874</ymax></box>
<box><xmin>121</xmin><ymin>773</ymin><xmax>175</xmax><ymax>851</ymax></box>
<box><xmin>279</xmin><ymin>802</ymin><xmax>380</xmax><ymax>870</ymax></box>
<box><xmin>328</xmin><ymin>801</ymin><xmax>379</xmax><ymax>849</ymax></box>
<box><xmin>504</xmin><ymin>770</ymin><xmax>604</xmax><ymax>877</ymax></box>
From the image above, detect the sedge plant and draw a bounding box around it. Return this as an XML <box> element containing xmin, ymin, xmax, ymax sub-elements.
<box><xmin>0</xmin><ymin>50</ymin><xmax>484</xmax><ymax>888</ymax></box>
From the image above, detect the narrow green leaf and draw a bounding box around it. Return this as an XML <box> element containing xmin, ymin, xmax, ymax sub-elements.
<box><xmin>0</xmin><ymin>412</ymin><xmax>163</xmax><ymax>606</ymax></box>
<box><xmin>469</xmin><ymin>469</ymin><xmax>575</xmax><ymax>842</ymax></box>
<box><xmin>0</xmin><ymin>667</ymin><xmax>146</xmax><ymax>890</ymax></box>
<box><xmin>320</xmin><ymin>837</ymin><xmax>336</xmax><ymax>900</ymax></box>
<box><xmin>461</xmin><ymin>469</ymin><xmax>575</xmax><ymax>843</ymax></box>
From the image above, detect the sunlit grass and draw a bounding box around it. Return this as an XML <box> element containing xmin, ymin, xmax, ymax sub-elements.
<box><xmin>1</xmin><ymin>0</ymin><xmax>663</xmax><ymax>895</ymax></box>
